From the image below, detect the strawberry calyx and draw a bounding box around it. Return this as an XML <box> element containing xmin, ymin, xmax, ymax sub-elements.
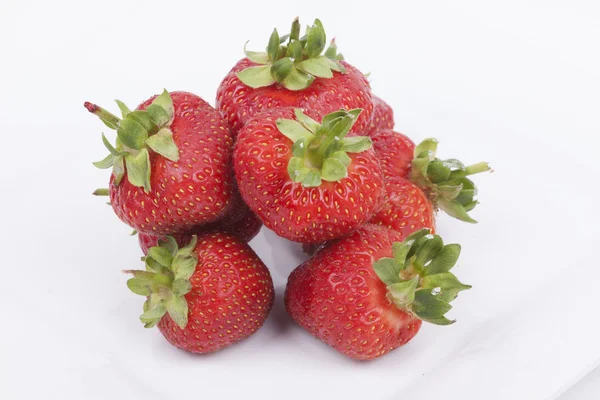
<box><xmin>86</xmin><ymin>90</ymin><xmax>179</xmax><ymax>193</ymax></box>
<box><xmin>125</xmin><ymin>236</ymin><xmax>198</xmax><ymax>329</ymax></box>
<box><xmin>237</xmin><ymin>18</ymin><xmax>346</xmax><ymax>91</ymax></box>
<box><xmin>410</xmin><ymin>138</ymin><xmax>490</xmax><ymax>223</ymax></box>
<box><xmin>277</xmin><ymin>108</ymin><xmax>372</xmax><ymax>187</ymax></box>
<box><xmin>373</xmin><ymin>229</ymin><xmax>471</xmax><ymax>325</ymax></box>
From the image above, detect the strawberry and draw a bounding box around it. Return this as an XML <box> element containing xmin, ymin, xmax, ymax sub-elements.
<box><xmin>285</xmin><ymin>224</ymin><xmax>470</xmax><ymax>360</ymax></box>
<box><xmin>86</xmin><ymin>91</ymin><xmax>234</xmax><ymax>235</ymax></box>
<box><xmin>370</xmin><ymin>137</ymin><xmax>490</xmax><ymax>235</ymax></box>
<box><xmin>371</xmin><ymin>130</ymin><xmax>415</xmax><ymax>179</ymax></box>
<box><xmin>137</xmin><ymin>200</ymin><xmax>262</xmax><ymax>253</ymax></box>
<box><xmin>366</xmin><ymin>96</ymin><xmax>395</xmax><ymax>135</ymax></box>
<box><xmin>216</xmin><ymin>18</ymin><xmax>373</xmax><ymax>137</ymax></box>
<box><xmin>126</xmin><ymin>231</ymin><xmax>274</xmax><ymax>354</ymax></box>
<box><xmin>371</xmin><ymin>176</ymin><xmax>436</xmax><ymax>239</ymax></box>
<box><xmin>234</xmin><ymin>107</ymin><xmax>385</xmax><ymax>243</ymax></box>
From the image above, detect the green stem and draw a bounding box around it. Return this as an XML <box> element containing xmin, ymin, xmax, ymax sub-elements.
<box><xmin>465</xmin><ymin>162</ymin><xmax>491</xmax><ymax>176</ymax></box>
<box><xmin>290</xmin><ymin>17</ymin><xmax>300</xmax><ymax>41</ymax></box>
<box><xmin>84</xmin><ymin>102</ymin><xmax>121</xmax><ymax>127</ymax></box>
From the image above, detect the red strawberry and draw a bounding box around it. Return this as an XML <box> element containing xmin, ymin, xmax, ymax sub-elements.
<box><xmin>87</xmin><ymin>90</ymin><xmax>234</xmax><ymax>235</ymax></box>
<box><xmin>370</xmin><ymin>138</ymin><xmax>490</xmax><ymax>234</ymax></box>
<box><xmin>126</xmin><ymin>231</ymin><xmax>274</xmax><ymax>354</ymax></box>
<box><xmin>137</xmin><ymin>201</ymin><xmax>262</xmax><ymax>253</ymax></box>
<box><xmin>234</xmin><ymin>107</ymin><xmax>385</xmax><ymax>243</ymax></box>
<box><xmin>370</xmin><ymin>176</ymin><xmax>436</xmax><ymax>239</ymax></box>
<box><xmin>366</xmin><ymin>96</ymin><xmax>395</xmax><ymax>135</ymax></box>
<box><xmin>371</xmin><ymin>130</ymin><xmax>415</xmax><ymax>179</ymax></box>
<box><xmin>216</xmin><ymin>18</ymin><xmax>373</xmax><ymax>137</ymax></box>
<box><xmin>285</xmin><ymin>224</ymin><xmax>470</xmax><ymax>360</ymax></box>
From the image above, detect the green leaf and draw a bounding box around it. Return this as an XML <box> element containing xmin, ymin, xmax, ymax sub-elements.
<box><xmin>172</xmin><ymin>279</ymin><xmax>192</xmax><ymax>296</ymax></box>
<box><xmin>298</xmin><ymin>56</ymin><xmax>333</xmax><ymax>78</ymax></box>
<box><xmin>127</xmin><ymin>110</ymin><xmax>154</xmax><ymax>132</ymax></box>
<box><xmin>301</xmin><ymin>169</ymin><xmax>321</xmax><ymax>187</ymax></box>
<box><xmin>388</xmin><ymin>276</ymin><xmax>419</xmax><ymax>308</ymax></box>
<box><xmin>151</xmin><ymin>90</ymin><xmax>174</xmax><ymax>119</ymax></box>
<box><xmin>276</xmin><ymin>118</ymin><xmax>313</xmax><ymax>142</ymax></box>
<box><xmin>321</xmin><ymin>157</ymin><xmax>347</xmax><ymax>182</ymax></box>
<box><xmin>165</xmin><ymin>296</ymin><xmax>188</xmax><ymax>329</ymax></box>
<box><xmin>289</xmin><ymin>18</ymin><xmax>300</xmax><ymax>41</ymax></box>
<box><xmin>267</xmin><ymin>28</ymin><xmax>281</xmax><ymax>62</ymax></box>
<box><xmin>341</xmin><ymin>136</ymin><xmax>372</xmax><ymax>153</ymax></box>
<box><xmin>171</xmin><ymin>254</ymin><xmax>197</xmax><ymax>280</ymax></box>
<box><xmin>140</xmin><ymin>301</ymin><xmax>167</xmax><ymax>328</ymax></box>
<box><xmin>321</xmin><ymin>109</ymin><xmax>348</xmax><ymax>126</ymax></box>
<box><xmin>414</xmin><ymin>138</ymin><xmax>439</xmax><ymax>158</ymax></box>
<box><xmin>292</xmin><ymin>139</ymin><xmax>308</xmax><ymax>157</ymax></box>
<box><xmin>415</xmin><ymin>235</ymin><xmax>444</xmax><ymax>267</ymax></box>
<box><xmin>294</xmin><ymin>109</ymin><xmax>320</xmax><ymax>133</ymax></box>
<box><xmin>438</xmin><ymin>198</ymin><xmax>477</xmax><ymax>223</ymax></box>
<box><xmin>115</xmin><ymin>100</ymin><xmax>131</xmax><ymax>118</ymax></box>
<box><xmin>146</xmin><ymin>128</ymin><xmax>179</xmax><ymax>161</ymax></box>
<box><xmin>427</xmin><ymin>161</ymin><xmax>452</xmax><ymax>184</ymax></box>
<box><xmin>454</xmin><ymin>178</ymin><xmax>475</xmax><ymax>205</ymax></box>
<box><xmin>158</xmin><ymin>236</ymin><xmax>178</xmax><ymax>255</ymax></box>
<box><xmin>93</xmin><ymin>154</ymin><xmax>114</xmax><ymax>169</ymax></box>
<box><xmin>329</xmin><ymin>151</ymin><xmax>351</xmax><ymax>167</ymax></box>
<box><xmin>244</xmin><ymin>41</ymin><xmax>269</xmax><ymax>64</ymax></box>
<box><xmin>93</xmin><ymin>188</ymin><xmax>109</xmax><ymax>196</ymax></box>
<box><xmin>117</xmin><ymin>118</ymin><xmax>148</xmax><ymax>150</ymax></box>
<box><xmin>148</xmin><ymin>245</ymin><xmax>173</xmax><ymax>267</ymax></box>
<box><xmin>426</xmin><ymin>244</ymin><xmax>461</xmax><ymax>274</ymax></box>
<box><xmin>127</xmin><ymin>277</ymin><xmax>154</xmax><ymax>296</ymax></box>
<box><xmin>125</xmin><ymin>148</ymin><xmax>151</xmax><ymax>192</ymax></box>
<box><xmin>237</xmin><ymin>65</ymin><xmax>276</xmax><ymax>89</ymax></box>
<box><xmin>102</xmin><ymin>133</ymin><xmax>121</xmax><ymax>156</ymax></box>
<box><xmin>145</xmin><ymin>256</ymin><xmax>166</xmax><ymax>273</ymax></box>
<box><xmin>373</xmin><ymin>257</ymin><xmax>400</xmax><ymax>285</ymax></box>
<box><xmin>392</xmin><ymin>242</ymin><xmax>411</xmax><ymax>265</ymax></box>
<box><xmin>112</xmin><ymin>155</ymin><xmax>125</xmax><ymax>185</ymax></box>
<box><xmin>325</xmin><ymin>114</ymin><xmax>354</xmax><ymax>142</ymax></box>
<box><xmin>422</xmin><ymin>316</ymin><xmax>455</xmax><ymax>325</ymax></box>
<box><xmin>421</xmin><ymin>272</ymin><xmax>470</xmax><ymax>291</ymax></box>
<box><xmin>270</xmin><ymin>57</ymin><xmax>294</xmax><ymax>82</ymax></box>
<box><xmin>286</xmin><ymin>39</ymin><xmax>303</xmax><ymax>60</ymax></box>
<box><xmin>412</xmin><ymin>289</ymin><xmax>452</xmax><ymax>320</ymax></box>
<box><xmin>306</xmin><ymin>19</ymin><xmax>326</xmax><ymax>58</ymax></box>
<box><xmin>146</xmin><ymin>104</ymin><xmax>171</xmax><ymax>127</ymax></box>
<box><xmin>178</xmin><ymin>236</ymin><xmax>198</xmax><ymax>256</ymax></box>
<box><xmin>325</xmin><ymin>57</ymin><xmax>346</xmax><ymax>73</ymax></box>
<box><xmin>282</xmin><ymin>68</ymin><xmax>314</xmax><ymax>91</ymax></box>
<box><xmin>287</xmin><ymin>157</ymin><xmax>306</xmax><ymax>182</ymax></box>
<box><xmin>437</xmin><ymin>184</ymin><xmax>464</xmax><ymax>201</ymax></box>
<box><xmin>405</xmin><ymin>228</ymin><xmax>431</xmax><ymax>243</ymax></box>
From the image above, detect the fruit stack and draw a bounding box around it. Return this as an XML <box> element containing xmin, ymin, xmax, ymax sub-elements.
<box><xmin>87</xmin><ymin>18</ymin><xmax>489</xmax><ymax>361</ymax></box>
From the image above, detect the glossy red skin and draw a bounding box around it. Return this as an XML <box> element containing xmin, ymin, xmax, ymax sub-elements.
<box><xmin>370</xmin><ymin>176</ymin><xmax>435</xmax><ymax>238</ymax></box>
<box><xmin>216</xmin><ymin>59</ymin><xmax>374</xmax><ymax>137</ymax></box>
<box><xmin>234</xmin><ymin>107</ymin><xmax>385</xmax><ymax>244</ymax></box>
<box><xmin>138</xmin><ymin>201</ymin><xmax>262</xmax><ymax>253</ymax></box>
<box><xmin>157</xmin><ymin>231</ymin><xmax>274</xmax><ymax>354</ymax></box>
<box><xmin>371</xmin><ymin>130</ymin><xmax>415</xmax><ymax>180</ymax></box>
<box><xmin>285</xmin><ymin>224</ymin><xmax>422</xmax><ymax>360</ymax></box>
<box><xmin>366</xmin><ymin>96</ymin><xmax>395</xmax><ymax>135</ymax></box>
<box><xmin>109</xmin><ymin>91</ymin><xmax>234</xmax><ymax>235</ymax></box>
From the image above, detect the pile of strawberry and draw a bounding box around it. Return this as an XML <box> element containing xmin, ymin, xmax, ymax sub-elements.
<box><xmin>87</xmin><ymin>18</ymin><xmax>489</xmax><ymax>361</ymax></box>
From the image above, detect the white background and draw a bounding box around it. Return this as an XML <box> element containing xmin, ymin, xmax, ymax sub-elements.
<box><xmin>1</xmin><ymin>1</ymin><xmax>599</xmax><ymax>399</ymax></box>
